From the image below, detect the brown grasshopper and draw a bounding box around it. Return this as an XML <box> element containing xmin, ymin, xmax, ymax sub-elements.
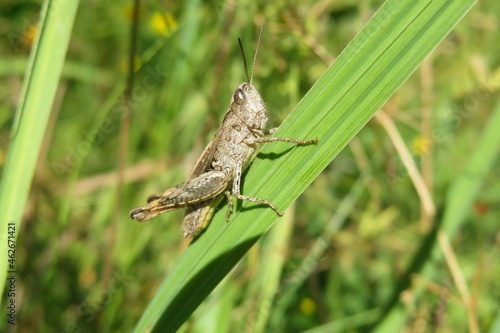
<box><xmin>130</xmin><ymin>27</ymin><xmax>317</xmax><ymax>238</ymax></box>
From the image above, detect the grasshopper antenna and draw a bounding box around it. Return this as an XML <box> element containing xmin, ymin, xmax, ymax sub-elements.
<box><xmin>238</xmin><ymin>25</ymin><xmax>264</xmax><ymax>84</ymax></box>
<box><xmin>250</xmin><ymin>25</ymin><xmax>264</xmax><ymax>85</ymax></box>
<box><xmin>238</xmin><ymin>37</ymin><xmax>250</xmax><ymax>83</ymax></box>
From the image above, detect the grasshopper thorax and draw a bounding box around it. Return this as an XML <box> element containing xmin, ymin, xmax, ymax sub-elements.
<box><xmin>231</xmin><ymin>82</ymin><xmax>268</xmax><ymax>131</ymax></box>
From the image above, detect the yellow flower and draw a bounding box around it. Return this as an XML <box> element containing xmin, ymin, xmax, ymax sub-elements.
<box><xmin>300</xmin><ymin>297</ymin><xmax>316</xmax><ymax>316</ymax></box>
<box><xmin>150</xmin><ymin>12</ymin><xmax>177</xmax><ymax>37</ymax></box>
<box><xmin>413</xmin><ymin>135</ymin><xmax>432</xmax><ymax>155</ymax></box>
<box><xmin>22</xmin><ymin>24</ymin><xmax>37</xmax><ymax>48</ymax></box>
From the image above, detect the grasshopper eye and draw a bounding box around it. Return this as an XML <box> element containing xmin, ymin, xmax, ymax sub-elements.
<box><xmin>234</xmin><ymin>89</ymin><xmax>245</xmax><ymax>105</ymax></box>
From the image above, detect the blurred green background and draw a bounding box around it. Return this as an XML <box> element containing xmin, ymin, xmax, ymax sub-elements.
<box><xmin>0</xmin><ymin>0</ymin><xmax>499</xmax><ymax>332</ymax></box>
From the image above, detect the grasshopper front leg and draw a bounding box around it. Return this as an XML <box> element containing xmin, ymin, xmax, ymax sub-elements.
<box><xmin>223</xmin><ymin>134</ymin><xmax>317</xmax><ymax>219</ymax></box>
<box><xmin>246</xmin><ymin>131</ymin><xmax>318</xmax><ymax>146</ymax></box>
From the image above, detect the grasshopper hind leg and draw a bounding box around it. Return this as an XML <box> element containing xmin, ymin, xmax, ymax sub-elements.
<box><xmin>182</xmin><ymin>196</ymin><xmax>223</xmax><ymax>238</ymax></box>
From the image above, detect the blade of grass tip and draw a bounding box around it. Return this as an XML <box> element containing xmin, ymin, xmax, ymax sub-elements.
<box><xmin>0</xmin><ymin>0</ymin><xmax>79</xmax><ymax>299</ymax></box>
<box><xmin>134</xmin><ymin>0</ymin><xmax>477</xmax><ymax>331</ymax></box>
<box><xmin>375</xmin><ymin>93</ymin><xmax>500</xmax><ymax>332</ymax></box>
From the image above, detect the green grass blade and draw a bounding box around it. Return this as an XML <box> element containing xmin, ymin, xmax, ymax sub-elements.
<box><xmin>239</xmin><ymin>206</ymin><xmax>293</xmax><ymax>333</ymax></box>
<box><xmin>376</xmin><ymin>94</ymin><xmax>500</xmax><ymax>332</ymax></box>
<box><xmin>269</xmin><ymin>174</ymin><xmax>367</xmax><ymax>330</ymax></box>
<box><xmin>0</xmin><ymin>0</ymin><xmax>79</xmax><ymax>297</ymax></box>
<box><xmin>134</xmin><ymin>0</ymin><xmax>477</xmax><ymax>331</ymax></box>
<box><xmin>440</xmin><ymin>98</ymin><xmax>500</xmax><ymax>234</ymax></box>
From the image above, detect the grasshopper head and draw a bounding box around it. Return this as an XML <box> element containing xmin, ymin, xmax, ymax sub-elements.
<box><xmin>231</xmin><ymin>82</ymin><xmax>268</xmax><ymax>131</ymax></box>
